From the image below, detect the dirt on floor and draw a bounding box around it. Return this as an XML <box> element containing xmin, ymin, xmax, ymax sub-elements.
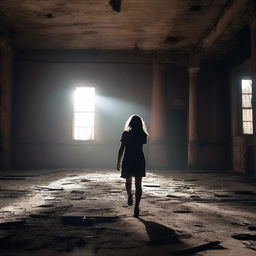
<box><xmin>0</xmin><ymin>169</ymin><xmax>256</xmax><ymax>256</ymax></box>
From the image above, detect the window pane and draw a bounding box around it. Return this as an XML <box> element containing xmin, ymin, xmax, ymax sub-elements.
<box><xmin>74</xmin><ymin>113</ymin><xmax>94</xmax><ymax>127</ymax></box>
<box><xmin>242</xmin><ymin>109</ymin><xmax>253</xmax><ymax>122</ymax></box>
<box><xmin>74</xmin><ymin>87</ymin><xmax>95</xmax><ymax>112</ymax></box>
<box><xmin>74</xmin><ymin>97</ymin><xmax>94</xmax><ymax>112</ymax></box>
<box><xmin>242</xmin><ymin>94</ymin><xmax>252</xmax><ymax>108</ymax></box>
<box><xmin>242</xmin><ymin>79</ymin><xmax>252</xmax><ymax>93</ymax></box>
<box><xmin>74</xmin><ymin>127</ymin><xmax>94</xmax><ymax>140</ymax></box>
<box><xmin>243</xmin><ymin>122</ymin><xmax>253</xmax><ymax>135</ymax></box>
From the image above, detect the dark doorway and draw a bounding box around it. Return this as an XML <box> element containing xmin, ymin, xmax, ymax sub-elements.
<box><xmin>167</xmin><ymin>110</ymin><xmax>187</xmax><ymax>168</ymax></box>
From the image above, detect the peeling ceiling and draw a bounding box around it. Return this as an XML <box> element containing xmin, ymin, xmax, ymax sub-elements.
<box><xmin>0</xmin><ymin>0</ymin><xmax>251</xmax><ymax>54</ymax></box>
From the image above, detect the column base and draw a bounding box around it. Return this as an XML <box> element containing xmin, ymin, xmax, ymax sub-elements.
<box><xmin>188</xmin><ymin>141</ymin><xmax>199</xmax><ymax>169</ymax></box>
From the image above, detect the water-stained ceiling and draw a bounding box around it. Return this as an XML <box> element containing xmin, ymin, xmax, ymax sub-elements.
<box><xmin>0</xmin><ymin>0</ymin><xmax>252</xmax><ymax>56</ymax></box>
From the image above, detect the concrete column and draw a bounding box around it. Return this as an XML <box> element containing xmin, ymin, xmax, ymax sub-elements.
<box><xmin>148</xmin><ymin>59</ymin><xmax>169</xmax><ymax>169</ymax></box>
<box><xmin>251</xmin><ymin>18</ymin><xmax>256</xmax><ymax>178</ymax></box>
<box><xmin>188</xmin><ymin>67</ymin><xmax>200</xmax><ymax>169</ymax></box>
<box><xmin>0</xmin><ymin>37</ymin><xmax>13</xmax><ymax>169</ymax></box>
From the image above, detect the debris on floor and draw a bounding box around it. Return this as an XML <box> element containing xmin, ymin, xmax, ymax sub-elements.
<box><xmin>143</xmin><ymin>184</ymin><xmax>161</xmax><ymax>188</ymax></box>
<box><xmin>171</xmin><ymin>241</ymin><xmax>226</xmax><ymax>255</ymax></box>
<box><xmin>0</xmin><ymin>169</ymin><xmax>255</xmax><ymax>256</ymax></box>
<box><xmin>232</xmin><ymin>234</ymin><xmax>256</xmax><ymax>241</ymax></box>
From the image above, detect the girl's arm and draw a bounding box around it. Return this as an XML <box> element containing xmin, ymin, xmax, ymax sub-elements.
<box><xmin>117</xmin><ymin>143</ymin><xmax>125</xmax><ymax>170</ymax></box>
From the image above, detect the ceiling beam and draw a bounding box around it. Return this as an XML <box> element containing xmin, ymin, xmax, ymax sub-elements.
<box><xmin>15</xmin><ymin>49</ymin><xmax>190</xmax><ymax>65</ymax></box>
<box><xmin>198</xmin><ymin>0</ymin><xmax>250</xmax><ymax>50</ymax></box>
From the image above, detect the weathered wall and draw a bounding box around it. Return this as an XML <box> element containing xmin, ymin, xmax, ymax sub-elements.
<box><xmin>12</xmin><ymin>51</ymin><xmax>153</xmax><ymax>168</ymax></box>
<box><xmin>0</xmin><ymin>37</ymin><xmax>13</xmax><ymax>169</ymax></box>
<box><xmin>166</xmin><ymin>65</ymin><xmax>188</xmax><ymax>168</ymax></box>
<box><xmin>12</xmin><ymin>50</ymin><xmax>232</xmax><ymax>170</ymax></box>
<box><xmin>230</xmin><ymin>59</ymin><xmax>253</xmax><ymax>174</ymax></box>
<box><xmin>197</xmin><ymin>63</ymin><xmax>231</xmax><ymax>169</ymax></box>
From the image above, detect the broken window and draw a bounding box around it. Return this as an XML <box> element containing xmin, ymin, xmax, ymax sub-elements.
<box><xmin>73</xmin><ymin>86</ymin><xmax>95</xmax><ymax>140</ymax></box>
<box><xmin>241</xmin><ymin>79</ymin><xmax>253</xmax><ymax>134</ymax></box>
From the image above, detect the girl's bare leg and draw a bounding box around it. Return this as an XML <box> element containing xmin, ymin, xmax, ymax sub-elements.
<box><xmin>126</xmin><ymin>177</ymin><xmax>133</xmax><ymax>205</ymax></box>
<box><xmin>134</xmin><ymin>177</ymin><xmax>142</xmax><ymax>216</ymax></box>
<box><xmin>125</xmin><ymin>177</ymin><xmax>132</xmax><ymax>195</ymax></box>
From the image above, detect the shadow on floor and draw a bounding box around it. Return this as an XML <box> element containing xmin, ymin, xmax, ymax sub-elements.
<box><xmin>138</xmin><ymin>217</ymin><xmax>181</xmax><ymax>246</ymax></box>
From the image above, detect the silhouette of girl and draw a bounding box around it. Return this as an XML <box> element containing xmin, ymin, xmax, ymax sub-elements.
<box><xmin>117</xmin><ymin>115</ymin><xmax>148</xmax><ymax>217</ymax></box>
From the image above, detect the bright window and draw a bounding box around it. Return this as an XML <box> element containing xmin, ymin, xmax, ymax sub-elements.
<box><xmin>73</xmin><ymin>87</ymin><xmax>95</xmax><ymax>140</ymax></box>
<box><xmin>241</xmin><ymin>79</ymin><xmax>253</xmax><ymax>134</ymax></box>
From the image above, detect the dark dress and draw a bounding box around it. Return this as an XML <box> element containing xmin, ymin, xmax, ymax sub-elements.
<box><xmin>120</xmin><ymin>130</ymin><xmax>147</xmax><ymax>178</ymax></box>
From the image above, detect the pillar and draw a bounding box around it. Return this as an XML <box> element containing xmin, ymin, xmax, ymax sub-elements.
<box><xmin>188</xmin><ymin>67</ymin><xmax>200</xmax><ymax>169</ymax></box>
<box><xmin>148</xmin><ymin>58</ymin><xmax>169</xmax><ymax>169</ymax></box>
<box><xmin>0</xmin><ymin>37</ymin><xmax>13</xmax><ymax>169</ymax></box>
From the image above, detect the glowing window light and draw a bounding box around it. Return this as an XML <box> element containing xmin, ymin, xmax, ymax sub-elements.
<box><xmin>241</xmin><ymin>79</ymin><xmax>253</xmax><ymax>135</ymax></box>
<box><xmin>73</xmin><ymin>87</ymin><xmax>95</xmax><ymax>140</ymax></box>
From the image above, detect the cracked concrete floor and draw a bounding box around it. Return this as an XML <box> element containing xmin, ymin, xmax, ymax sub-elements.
<box><xmin>0</xmin><ymin>169</ymin><xmax>256</xmax><ymax>256</ymax></box>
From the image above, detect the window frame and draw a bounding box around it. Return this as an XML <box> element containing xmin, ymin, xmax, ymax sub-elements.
<box><xmin>72</xmin><ymin>82</ymin><xmax>96</xmax><ymax>142</ymax></box>
<box><xmin>240</xmin><ymin>77</ymin><xmax>253</xmax><ymax>135</ymax></box>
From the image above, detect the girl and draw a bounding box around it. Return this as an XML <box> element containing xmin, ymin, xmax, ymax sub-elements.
<box><xmin>117</xmin><ymin>115</ymin><xmax>148</xmax><ymax>217</ymax></box>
